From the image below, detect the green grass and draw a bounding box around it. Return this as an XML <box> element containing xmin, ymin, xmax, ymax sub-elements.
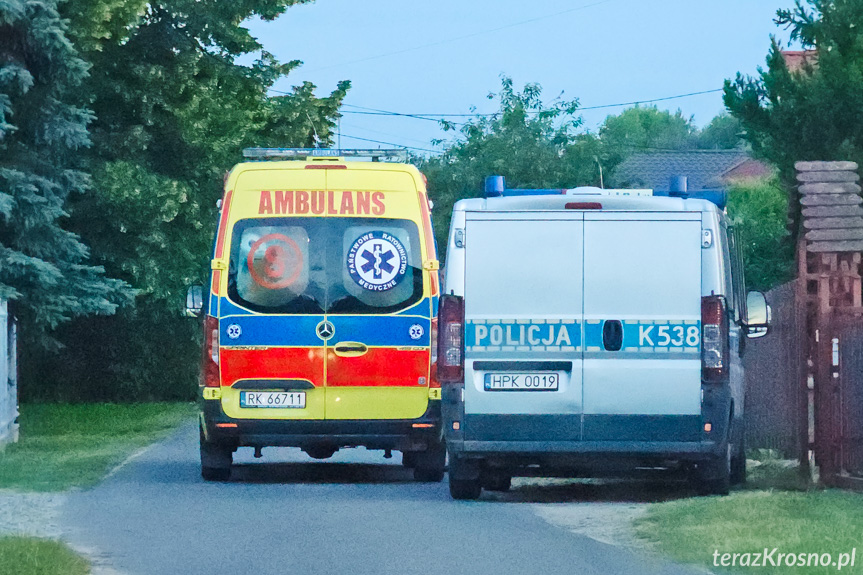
<box><xmin>0</xmin><ymin>403</ymin><xmax>194</xmax><ymax>491</ymax></box>
<box><xmin>636</xmin><ymin>488</ymin><xmax>863</xmax><ymax>574</ymax></box>
<box><xmin>0</xmin><ymin>537</ymin><xmax>88</xmax><ymax>575</ymax></box>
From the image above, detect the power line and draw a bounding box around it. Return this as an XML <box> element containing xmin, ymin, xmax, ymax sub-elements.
<box><xmin>334</xmin><ymin>132</ymin><xmax>441</xmax><ymax>154</ymax></box>
<box><xmin>337</xmin><ymin>88</ymin><xmax>725</xmax><ymax>118</ymax></box>
<box><xmin>301</xmin><ymin>0</ymin><xmax>615</xmax><ymax>73</ymax></box>
<box><xmin>579</xmin><ymin>88</ymin><xmax>725</xmax><ymax>111</ymax></box>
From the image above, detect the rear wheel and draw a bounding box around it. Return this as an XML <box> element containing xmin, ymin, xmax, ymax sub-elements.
<box><xmin>695</xmin><ymin>444</ymin><xmax>731</xmax><ymax>496</ymax></box>
<box><xmin>413</xmin><ymin>438</ymin><xmax>446</xmax><ymax>482</ymax></box>
<box><xmin>200</xmin><ymin>428</ymin><xmax>232</xmax><ymax>482</ymax></box>
<box><xmin>448</xmin><ymin>455</ymin><xmax>481</xmax><ymax>500</ymax></box>
<box><xmin>401</xmin><ymin>451</ymin><xmax>418</xmax><ymax>468</ymax></box>
<box><xmin>730</xmin><ymin>426</ymin><xmax>746</xmax><ymax>486</ymax></box>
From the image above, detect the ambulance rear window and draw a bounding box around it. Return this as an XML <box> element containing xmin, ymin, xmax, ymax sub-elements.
<box><xmin>228</xmin><ymin>217</ymin><xmax>424</xmax><ymax>315</ymax></box>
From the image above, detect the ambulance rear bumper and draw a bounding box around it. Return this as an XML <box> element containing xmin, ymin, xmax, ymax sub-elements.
<box><xmin>202</xmin><ymin>400</ymin><xmax>441</xmax><ymax>451</ymax></box>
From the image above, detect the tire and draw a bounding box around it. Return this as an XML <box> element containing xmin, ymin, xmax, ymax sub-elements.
<box><xmin>449</xmin><ymin>477</ymin><xmax>482</xmax><ymax>500</ymax></box>
<box><xmin>413</xmin><ymin>438</ymin><xmax>446</xmax><ymax>482</ymax></box>
<box><xmin>730</xmin><ymin>437</ymin><xmax>746</xmax><ymax>486</ymax></box>
<box><xmin>200</xmin><ymin>427</ymin><xmax>232</xmax><ymax>482</ymax></box>
<box><xmin>402</xmin><ymin>451</ymin><xmax>418</xmax><ymax>469</ymax></box>
<box><xmin>696</xmin><ymin>443</ymin><xmax>731</xmax><ymax>496</ymax></box>
<box><xmin>483</xmin><ymin>474</ymin><xmax>511</xmax><ymax>492</ymax></box>
<box><xmin>448</xmin><ymin>455</ymin><xmax>481</xmax><ymax>500</ymax></box>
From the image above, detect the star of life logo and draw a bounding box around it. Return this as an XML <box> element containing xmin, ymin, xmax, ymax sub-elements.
<box><xmin>347</xmin><ymin>231</ymin><xmax>408</xmax><ymax>292</ymax></box>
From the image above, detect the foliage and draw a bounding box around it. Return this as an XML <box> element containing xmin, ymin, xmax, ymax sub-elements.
<box><xmin>0</xmin><ymin>0</ymin><xmax>132</xmax><ymax>348</ymax></box>
<box><xmin>724</xmin><ymin>0</ymin><xmax>863</xmax><ymax>232</ymax></box>
<box><xmin>599</xmin><ymin>106</ymin><xmax>699</xmax><ymax>166</ymax></box>
<box><xmin>419</xmin><ymin>77</ymin><xmax>604</xmax><ymax>256</ymax></box>
<box><xmin>726</xmin><ymin>178</ymin><xmax>795</xmax><ymax>291</ymax></box>
<box><xmin>699</xmin><ymin>113</ymin><xmax>746</xmax><ymax>150</ymax></box>
<box><xmin>0</xmin><ymin>403</ymin><xmax>194</xmax><ymax>491</ymax></box>
<box><xmin>20</xmin><ymin>0</ymin><xmax>349</xmax><ymax>400</ymax></box>
<box><xmin>0</xmin><ymin>537</ymin><xmax>88</xmax><ymax>575</ymax></box>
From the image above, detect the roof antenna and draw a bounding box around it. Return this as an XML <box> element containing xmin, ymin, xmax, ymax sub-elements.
<box><xmin>305</xmin><ymin>112</ymin><xmax>321</xmax><ymax>148</ymax></box>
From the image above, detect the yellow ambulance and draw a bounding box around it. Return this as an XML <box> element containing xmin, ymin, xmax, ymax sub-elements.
<box><xmin>187</xmin><ymin>149</ymin><xmax>444</xmax><ymax>481</ymax></box>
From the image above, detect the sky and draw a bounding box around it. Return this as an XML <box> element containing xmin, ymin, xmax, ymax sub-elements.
<box><xmin>247</xmin><ymin>0</ymin><xmax>799</xmax><ymax>154</ymax></box>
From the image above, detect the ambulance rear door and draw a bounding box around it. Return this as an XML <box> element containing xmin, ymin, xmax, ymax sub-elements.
<box><xmin>323</xmin><ymin>168</ymin><xmax>432</xmax><ymax>420</ymax></box>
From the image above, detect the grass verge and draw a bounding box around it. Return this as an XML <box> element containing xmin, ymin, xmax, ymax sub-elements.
<box><xmin>635</xmin><ymin>455</ymin><xmax>863</xmax><ymax>575</ymax></box>
<box><xmin>0</xmin><ymin>536</ymin><xmax>88</xmax><ymax>575</ymax></box>
<box><xmin>0</xmin><ymin>403</ymin><xmax>194</xmax><ymax>491</ymax></box>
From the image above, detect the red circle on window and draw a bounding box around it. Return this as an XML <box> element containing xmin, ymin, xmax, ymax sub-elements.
<box><xmin>246</xmin><ymin>233</ymin><xmax>303</xmax><ymax>289</ymax></box>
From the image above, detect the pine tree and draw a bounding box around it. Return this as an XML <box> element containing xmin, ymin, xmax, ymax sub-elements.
<box><xmin>0</xmin><ymin>0</ymin><xmax>131</xmax><ymax>347</ymax></box>
<box><xmin>18</xmin><ymin>0</ymin><xmax>348</xmax><ymax>399</ymax></box>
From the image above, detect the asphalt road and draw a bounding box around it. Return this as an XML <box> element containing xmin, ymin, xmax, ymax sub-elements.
<box><xmin>63</xmin><ymin>422</ymin><xmax>703</xmax><ymax>575</ymax></box>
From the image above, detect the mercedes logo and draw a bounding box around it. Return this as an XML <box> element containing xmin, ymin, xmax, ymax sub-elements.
<box><xmin>316</xmin><ymin>320</ymin><xmax>335</xmax><ymax>341</ymax></box>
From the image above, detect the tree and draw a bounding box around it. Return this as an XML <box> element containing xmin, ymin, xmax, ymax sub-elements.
<box><xmin>22</xmin><ymin>0</ymin><xmax>349</xmax><ymax>400</ymax></box>
<box><xmin>0</xmin><ymin>0</ymin><xmax>131</xmax><ymax>349</ymax></box>
<box><xmin>724</xmin><ymin>0</ymin><xmax>863</xmax><ymax>230</ymax></box>
<box><xmin>698</xmin><ymin>113</ymin><xmax>745</xmax><ymax>150</ymax></box>
<box><xmin>726</xmin><ymin>178</ymin><xmax>795</xmax><ymax>290</ymax></box>
<box><xmin>599</xmin><ymin>106</ymin><xmax>699</xmax><ymax>166</ymax></box>
<box><xmin>419</xmin><ymin>77</ymin><xmax>603</xmax><ymax>256</ymax></box>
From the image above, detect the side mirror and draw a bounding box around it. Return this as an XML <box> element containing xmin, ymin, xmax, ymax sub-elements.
<box><xmin>185</xmin><ymin>285</ymin><xmax>204</xmax><ymax>318</ymax></box>
<box><xmin>744</xmin><ymin>291</ymin><xmax>770</xmax><ymax>339</ymax></box>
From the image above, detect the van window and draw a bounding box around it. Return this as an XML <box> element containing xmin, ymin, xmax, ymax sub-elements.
<box><xmin>727</xmin><ymin>227</ymin><xmax>747</xmax><ymax>322</ymax></box>
<box><xmin>228</xmin><ymin>217</ymin><xmax>423</xmax><ymax>315</ymax></box>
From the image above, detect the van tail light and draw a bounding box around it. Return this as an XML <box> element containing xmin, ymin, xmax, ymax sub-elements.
<box><xmin>437</xmin><ymin>295</ymin><xmax>465</xmax><ymax>383</ymax></box>
<box><xmin>202</xmin><ymin>315</ymin><xmax>220</xmax><ymax>388</ymax></box>
<box><xmin>701</xmin><ymin>295</ymin><xmax>729</xmax><ymax>383</ymax></box>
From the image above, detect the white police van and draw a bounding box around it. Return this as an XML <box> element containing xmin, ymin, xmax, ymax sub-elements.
<box><xmin>436</xmin><ymin>176</ymin><xmax>770</xmax><ymax>499</ymax></box>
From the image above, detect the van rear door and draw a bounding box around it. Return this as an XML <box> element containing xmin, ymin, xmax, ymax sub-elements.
<box><xmin>462</xmin><ymin>213</ymin><xmax>584</xmax><ymax>442</ymax></box>
<box><xmin>323</xmin><ymin>168</ymin><xmax>432</xmax><ymax>420</ymax></box>
<box><xmin>581</xmin><ymin>212</ymin><xmax>702</xmax><ymax>442</ymax></box>
<box><xmin>220</xmin><ymin>168</ymin><xmax>327</xmax><ymax>421</ymax></box>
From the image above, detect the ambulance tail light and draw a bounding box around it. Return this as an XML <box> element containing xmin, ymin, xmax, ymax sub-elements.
<box><xmin>437</xmin><ymin>295</ymin><xmax>464</xmax><ymax>383</ymax></box>
<box><xmin>202</xmin><ymin>315</ymin><xmax>220</xmax><ymax>388</ymax></box>
<box><xmin>430</xmin><ymin>318</ymin><xmax>438</xmax><ymax>365</ymax></box>
<box><xmin>701</xmin><ymin>295</ymin><xmax>729</xmax><ymax>383</ymax></box>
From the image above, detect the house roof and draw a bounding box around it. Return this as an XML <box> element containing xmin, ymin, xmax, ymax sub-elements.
<box><xmin>611</xmin><ymin>150</ymin><xmax>758</xmax><ymax>191</ymax></box>
<box><xmin>782</xmin><ymin>50</ymin><xmax>818</xmax><ymax>73</ymax></box>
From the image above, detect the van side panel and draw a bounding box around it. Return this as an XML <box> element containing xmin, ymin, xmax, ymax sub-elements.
<box><xmin>582</xmin><ymin>214</ymin><xmax>702</xmax><ymax>442</ymax></box>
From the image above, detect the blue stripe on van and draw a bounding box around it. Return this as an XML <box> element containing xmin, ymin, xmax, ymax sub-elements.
<box><xmin>465</xmin><ymin>320</ymin><xmax>581</xmax><ymax>351</ymax></box>
<box><xmin>329</xmin><ymin>316</ymin><xmax>430</xmax><ymax>347</ymax></box>
<box><xmin>583</xmin><ymin>320</ymin><xmax>700</xmax><ymax>352</ymax></box>
<box><xmin>220</xmin><ymin>314</ymin><xmax>324</xmax><ymax>347</ymax></box>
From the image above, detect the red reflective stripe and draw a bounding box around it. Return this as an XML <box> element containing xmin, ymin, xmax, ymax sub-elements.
<box><xmin>327</xmin><ymin>348</ymin><xmax>431</xmax><ymax>387</ymax></box>
<box><xmin>220</xmin><ymin>347</ymin><xmax>324</xmax><ymax>388</ymax></box>
<box><xmin>211</xmin><ymin>270</ymin><xmax>221</xmax><ymax>294</ymax></box>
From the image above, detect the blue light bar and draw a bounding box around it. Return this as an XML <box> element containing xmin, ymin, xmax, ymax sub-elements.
<box><xmin>484</xmin><ymin>175</ymin><xmax>565</xmax><ymax>198</ymax></box>
<box><xmin>654</xmin><ymin>189</ymin><xmax>728</xmax><ymax>209</ymax></box>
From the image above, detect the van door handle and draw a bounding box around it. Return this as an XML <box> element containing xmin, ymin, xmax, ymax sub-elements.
<box><xmin>333</xmin><ymin>342</ymin><xmax>369</xmax><ymax>357</ymax></box>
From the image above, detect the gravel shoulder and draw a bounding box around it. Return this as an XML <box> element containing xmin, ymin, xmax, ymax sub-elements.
<box><xmin>0</xmin><ymin>490</ymin><xmax>67</xmax><ymax>539</ymax></box>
